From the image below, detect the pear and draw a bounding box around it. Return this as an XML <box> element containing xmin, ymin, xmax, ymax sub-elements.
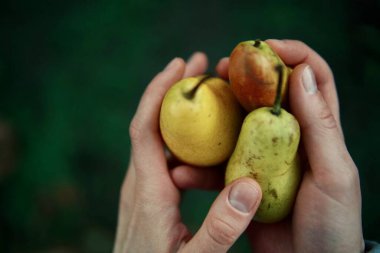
<box><xmin>160</xmin><ymin>75</ymin><xmax>243</xmax><ymax>167</ymax></box>
<box><xmin>229</xmin><ymin>39</ymin><xmax>291</xmax><ymax>112</ymax></box>
<box><xmin>225</xmin><ymin>66</ymin><xmax>301</xmax><ymax>223</ymax></box>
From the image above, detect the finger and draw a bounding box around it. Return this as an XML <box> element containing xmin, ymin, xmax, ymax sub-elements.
<box><xmin>215</xmin><ymin>57</ymin><xmax>229</xmax><ymax>80</ymax></box>
<box><xmin>182</xmin><ymin>178</ymin><xmax>262</xmax><ymax>253</ymax></box>
<box><xmin>289</xmin><ymin>64</ymin><xmax>354</xmax><ymax>180</ymax></box>
<box><xmin>170</xmin><ymin>165</ymin><xmax>225</xmax><ymax>190</ymax></box>
<box><xmin>266</xmin><ymin>39</ymin><xmax>340</xmax><ymax>125</ymax></box>
<box><xmin>129</xmin><ymin>58</ymin><xmax>186</xmax><ymax>175</ymax></box>
<box><xmin>183</xmin><ymin>52</ymin><xmax>208</xmax><ymax>78</ymax></box>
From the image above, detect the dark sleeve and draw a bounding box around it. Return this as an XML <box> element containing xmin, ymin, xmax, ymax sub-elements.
<box><xmin>366</xmin><ymin>240</ymin><xmax>380</xmax><ymax>253</ymax></box>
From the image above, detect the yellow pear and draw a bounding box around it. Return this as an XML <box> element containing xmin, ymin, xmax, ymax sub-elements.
<box><xmin>225</xmin><ymin>66</ymin><xmax>301</xmax><ymax>223</ymax></box>
<box><xmin>160</xmin><ymin>75</ymin><xmax>243</xmax><ymax>167</ymax></box>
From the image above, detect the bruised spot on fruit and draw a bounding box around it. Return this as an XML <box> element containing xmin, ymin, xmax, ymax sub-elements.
<box><xmin>269</xmin><ymin>189</ymin><xmax>278</xmax><ymax>199</ymax></box>
<box><xmin>249</xmin><ymin>153</ymin><xmax>260</xmax><ymax>160</ymax></box>
<box><xmin>274</xmin><ymin>152</ymin><xmax>278</xmax><ymax>156</ymax></box>
<box><xmin>288</xmin><ymin>133</ymin><xmax>293</xmax><ymax>147</ymax></box>
<box><xmin>218</xmin><ymin>142</ymin><xmax>222</xmax><ymax>146</ymax></box>
<box><xmin>246</xmin><ymin>156</ymin><xmax>254</xmax><ymax>166</ymax></box>
<box><xmin>249</xmin><ymin>171</ymin><xmax>258</xmax><ymax>180</ymax></box>
<box><xmin>272</xmin><ymin>137</ymin><xmax>278</xmax><ymax>144</ymax></box>
<box><xmin>208</xmin><ymin>113</ymin><xmax>211</xmax><ymax>118</ymax></box>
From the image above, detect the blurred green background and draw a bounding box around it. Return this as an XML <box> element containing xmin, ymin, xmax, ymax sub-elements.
<box><xmin>0</xmin><ymin>0</ymin><xmax>379</xmax><ymax>252</ymax></box>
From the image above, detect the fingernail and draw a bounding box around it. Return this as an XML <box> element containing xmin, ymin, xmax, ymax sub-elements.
<box><xmin>164</xmin><ymin>58</ymin><xmax>179</xmax><ymax>71</ymax></box>
<box><xmin>302</xmin><ymin>65</ymin><xmax>318</xmax><ymax>94</ymax></box>
<box><xmin>229</xmin><ymin>182</ymin><xmax>259</xmax><ymax>213</ymax></box>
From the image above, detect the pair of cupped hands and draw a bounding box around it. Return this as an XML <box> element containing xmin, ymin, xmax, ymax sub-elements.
<box><xmin>113</xmin><ymin>40</ymin><xmax>364</xmax><ymax>253</ymax></box>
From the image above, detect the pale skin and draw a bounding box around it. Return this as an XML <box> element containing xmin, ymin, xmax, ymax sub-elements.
<box><xmin>113</xmin><ymin>40</ymin><xmax>364</xmax><ymax>253</ymax></box>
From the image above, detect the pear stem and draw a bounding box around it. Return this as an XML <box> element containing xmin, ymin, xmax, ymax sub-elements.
<box><xmin>253</xmin><ymin>39</ymin><xmax>261</xmax><ymax>48</ymax></box>
<box><xmin>183</xmin><ymin>75</ymin><xmax>212</xmax><ymax>99</ymax></box>
<box><xmin>271</xmin><ymin>65</ymin><xmax>284</xmax><ymax>116</ymax></box>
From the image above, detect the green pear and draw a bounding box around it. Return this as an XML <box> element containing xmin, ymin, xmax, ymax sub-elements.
<box><xmin>225</xmin><ymin>66</ymin><xmax>301</xmax><ymax>223</ymax></box>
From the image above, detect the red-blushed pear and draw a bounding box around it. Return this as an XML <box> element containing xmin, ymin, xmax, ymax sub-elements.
<box><xmin>229</xmin><ymin>39</ymin><xmax>291</xmax><ymax>112</ymax></box>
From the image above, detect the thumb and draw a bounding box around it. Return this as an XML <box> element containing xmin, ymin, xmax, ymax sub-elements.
<box><xmin>289</xmin><ymin>64</ymin><xmax>350</xmax><ymax>176</ymax></box>
<box><xmin>182</xmin><ymin>178</ymin><xmax>262</xmax><ymax>253</ymax></box>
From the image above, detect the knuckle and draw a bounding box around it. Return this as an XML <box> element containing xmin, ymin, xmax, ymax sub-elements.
<box><xmin>318</xmin><ymin>103</ymin><xmax>338</xmax><ymax>130</ymax></box>
<box><xmin>314</xmin><ymin>154</ymin><xmax>360</xmax><ymax>203</ymax></box>
<box><xmin>206</xmin><ymin>216</ymin><xmax>238</xmax><ymax>246</ymax></box>
<box><xmin>328</xmin><ymin>167</ymin><xmax>360</xmax><ymax>205</ymax></box>
<box><xmin>338</xmin><ymin>164</ymin><xmax>360</xmax><ymax>189</ymax></box>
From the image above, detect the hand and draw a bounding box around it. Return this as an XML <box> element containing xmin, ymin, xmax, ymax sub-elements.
<box><xmin>113</xmin><ymin>53</ymin><xmax>263</xmax><ymax>253</ymax></box>
<box><xmin>175</xmin><ymin>40</ymin><xmax>365</xmax><ymax>253</ymax></box>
